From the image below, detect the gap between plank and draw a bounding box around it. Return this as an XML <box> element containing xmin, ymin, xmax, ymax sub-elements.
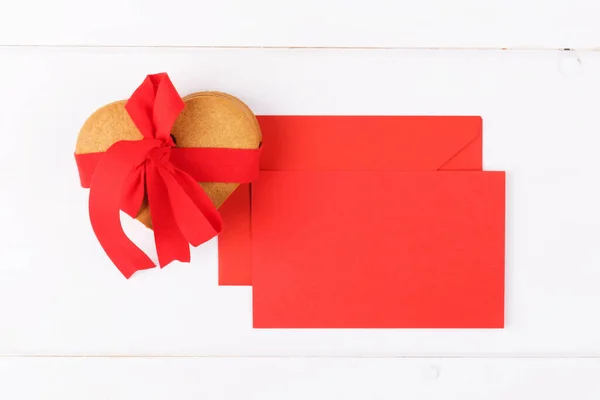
<box><xmin>0</xmin><ymin>355</ymin><xmax>600</xmax><ymax>359</ymax></box>
<box><xmin>0</xmin><ymin>44</ymin><xmax>599</xmax><ymax>52</ymax></box>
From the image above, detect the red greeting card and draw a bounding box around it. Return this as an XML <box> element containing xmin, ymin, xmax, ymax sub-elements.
<box><xmin>251</xmin><ymin>170</ymin><xmax>505</xmax><ymax>328</ymax></box>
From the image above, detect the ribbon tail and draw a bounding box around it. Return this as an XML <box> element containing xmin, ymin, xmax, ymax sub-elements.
<box><xmin>174</xmin><ymin>169</ymin><xmax>223</xmax><ymax>235</ymax></box>
<box><xmin>146</xmin><ymin>164</ymin><xmax>191</xmax><ymax>268</ymax></box>
<box><xmin>156</xmin><ymin>167</ymin><xmax>222</xmax><ymax>247</ymax></box>
<box><xmin>88</xmin><ymin>140</ymin><xmax>159</xmax><ymax>278</ymax></box>
<box><xmin>121</xmin><ymin>164</ymin><xmax>145</xmax><ymax>218</ymax></box>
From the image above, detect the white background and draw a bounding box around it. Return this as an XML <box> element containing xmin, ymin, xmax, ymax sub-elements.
<box><xmin>1</xmin><ymin>0</ymin><xmax>600</xmax><ymax>398</ymax></box>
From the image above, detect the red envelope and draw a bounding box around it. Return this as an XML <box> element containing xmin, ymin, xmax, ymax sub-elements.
<box><xmin>219</xmin><ymin>116</ymin><xmax>483</xmax><ymax>285</ymax></box>
<box><xmin>252</xmin><ymin>170</ymin><xmax>505</xmax><ymax>328</ymax></box>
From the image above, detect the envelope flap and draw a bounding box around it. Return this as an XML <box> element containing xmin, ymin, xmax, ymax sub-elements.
<box><xmin>258</xmin><ymin>116</ymin><xmax>482</xmax><ymax>171</ymax></box>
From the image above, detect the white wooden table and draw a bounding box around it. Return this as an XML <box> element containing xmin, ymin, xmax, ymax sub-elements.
<box><xmin>1</xmin><ymin>1</ymin><xmax>600</xmax><ymax>398</ymax></box>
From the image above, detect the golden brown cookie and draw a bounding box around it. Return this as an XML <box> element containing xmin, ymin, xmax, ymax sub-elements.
<box><xmin>75</xmin><ymin>91</ymin><xmax>262</xmax><ymax>228</ymax></box>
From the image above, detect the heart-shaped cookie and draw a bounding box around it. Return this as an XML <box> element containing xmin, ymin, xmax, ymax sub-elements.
<box><xmin>75</xmin><ymin>91</ymin><xmax>262</xmax><ymax>228</ymax></box>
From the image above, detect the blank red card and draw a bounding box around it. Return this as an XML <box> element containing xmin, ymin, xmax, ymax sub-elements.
<box><xmin>218</xmin><ymin>116</ymin><xmax>483</xmax><ymax>285</ymax></box>
<box><xmin>252</xmin><ymin>171</ymin><xmax>505</xmax><ymax>328</ymax></box>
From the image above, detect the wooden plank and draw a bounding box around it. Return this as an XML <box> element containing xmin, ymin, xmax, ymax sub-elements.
<box><xmin>0</xmin><ymin>0</ymin><xmax>598</xmax><ymax>48</ymax></box>
<box><xmin>0</xmin><ymin>47</ymin><xmax>598</xmax><ymax>356</ymax></box>
<box><xmin>0</xmin><ymin>357</ymin><xmax>598</xmax><ymax>399</ymax></box>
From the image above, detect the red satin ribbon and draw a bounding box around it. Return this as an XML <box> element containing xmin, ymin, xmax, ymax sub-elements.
<box><xmin>75</xmin><ymin>73</ymin><xmax>261</xmax><ymax>278</ymax></box>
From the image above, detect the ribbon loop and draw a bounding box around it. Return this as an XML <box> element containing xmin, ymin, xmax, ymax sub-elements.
<box><xmin>125</xmin><ymin>73</ymin><xmax>185</xmax><ymax>142</ymax></box>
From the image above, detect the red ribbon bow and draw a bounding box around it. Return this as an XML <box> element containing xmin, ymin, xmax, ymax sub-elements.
<box><xmin>75</xmin><ymin>73</ymin><xmax>261</xmax><ymax>278</ymax></box>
